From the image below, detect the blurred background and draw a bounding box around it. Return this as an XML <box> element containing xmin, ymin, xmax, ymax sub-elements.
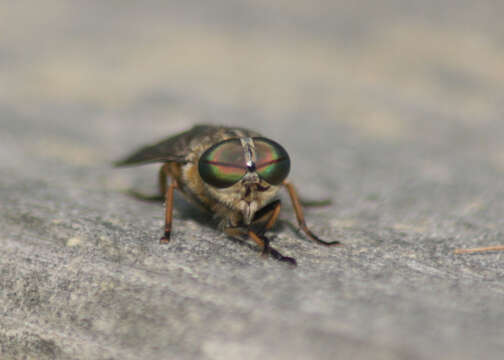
<box><xmin>2</xmin><ymin>0</ymin><xmax>503</xmax><ymax>147</ymax></box>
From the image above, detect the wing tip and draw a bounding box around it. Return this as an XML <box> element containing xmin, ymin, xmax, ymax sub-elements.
<box><xmin>112</xmin><ymin>155</ymin><xmax>144</xmax><ymax>167</ymax></box>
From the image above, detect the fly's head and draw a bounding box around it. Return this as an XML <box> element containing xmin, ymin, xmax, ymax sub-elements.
<box><xmin>198</xmin><ymin>137</ymin><xmax>290</xmax><ymax>225</ymax></box>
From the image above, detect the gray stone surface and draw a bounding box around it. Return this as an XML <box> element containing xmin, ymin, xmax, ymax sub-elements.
<box><xmin>1</xmin><ymin>1</ymin><xmax>504</xmax><ymax>359</ymax></box>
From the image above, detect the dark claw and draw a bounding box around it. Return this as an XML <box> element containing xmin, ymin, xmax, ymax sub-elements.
<box><xmin>305</xmin><ymin>228</ymin><xmax>341</xmax><ymax>246</ymax></box>
<box><xmin>260</xmin><ymin>234</ymin><xmax>297</xmax><ymax>266</ymax></box>
<box><xmin>269</xmin><ymin>248</ymin><xmax>297</xmax><ymax>266</ymax></box>
<box><xmin>160</xmin><ymin>231</ymin><xmax>171</xmax><ymax>244</ymax></box>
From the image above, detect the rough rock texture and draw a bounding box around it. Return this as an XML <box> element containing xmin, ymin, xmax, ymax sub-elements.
<box><xmin>1</xmin><ymin>1</ymin><xmax>504</xmax><ymax>359</ymax></box>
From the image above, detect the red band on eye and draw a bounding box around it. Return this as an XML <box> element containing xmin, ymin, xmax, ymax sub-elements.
<box><xmin>255</xmin><ymin>157</ymin><xmax>288</xmax><ymax>170</ymax></box>
<box><xmin>200</xmin><ymin>160</ymin><xmax>247</xmax><ymax>169</ymax></box>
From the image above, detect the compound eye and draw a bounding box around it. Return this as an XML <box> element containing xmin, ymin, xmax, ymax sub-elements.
<box><xmin>254</xmin><ymin>137</ymin><xmax>290</xmax><ymax>185</ymax></box>
<box><xmin>198</xmin><ymin>139</ymin><xmax>247</xmax><ymax>188</ymax></box>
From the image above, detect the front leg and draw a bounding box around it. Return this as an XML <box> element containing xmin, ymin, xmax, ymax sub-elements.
<box><xmin>223</xmin><ymin>226</ymin><xmax>296</xmax><ymax>266</ymax></box>
<box><xmin>251</xmin><ymin>199</ymin><xmax>282</xmax><ymax>235</ymax></box>
<box><xmin>247</xmin><ymin>230</ymin><xmax>297</xmax><ymax>266</ymax></box>
<box><xmin>283</xmin><ymin>180</ymin><xmax>341</xmax><ymax>246</ymax></box>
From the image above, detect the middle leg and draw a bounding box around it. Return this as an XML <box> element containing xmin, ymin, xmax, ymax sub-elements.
<box><xmin>283</xmin><ymin>181</ymin><xmax>341</xmax><ymax>246</ymax></box>
<box><xmin>159</xmin><ymin>164</ymin><xmax>179</xmax><ymax>243</ymax></box>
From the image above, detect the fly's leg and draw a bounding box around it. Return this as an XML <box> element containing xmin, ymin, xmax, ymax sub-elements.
<box><xmin>223</xmin><ymin>225</ymin><xmax>297</xmax><ymax>266</ymax></box>
<box><xmin>159</xmin><ymin>180</ymin><xmax>177</xmax><ymax>243</ymax></box>
<box><xmin>283</xmin><ymin>181</ymin><xmax>341</xmax><ymax>246</ymax></box>
<box><xmin>252</xmin><ymin>200</ymin><xmax>296</xmax><ymax>265</ymax></box>
<box><xmin>251</xmin><ymin>199</ymin><xmax>282</xmax><ymax>235</ymax></box>
<box><xmin>248</xmin><ymin>230</ymin><xmax>297</xmax><ymax>266</ymax></box>
<box><xmin>160</xmin><ymin>164</ymin><xmax>179</xmax><ymax>243</ymax></box>
<box><xmin>158</xmin><ymin>163</ymin><xmax>169</xmax><ymax>196</ymax></box>
<box><xmin>263</xmin><ymin>201</ymin><xmax>281</xmax><ymax>232</ymax></box>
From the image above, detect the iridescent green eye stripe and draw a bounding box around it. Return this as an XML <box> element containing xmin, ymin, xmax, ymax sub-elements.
<box><xmin>198</xmin><ymin>139</ymin><xmax>248</xmax><ymax>188</ymax></box>
<box><xmin>200</xmin><ymin>160</ymin><xmax>246</xmax><ymax>169</ymax></box>
<box><xmin>256</xmin><ymin>158</ymin><xmax>288</xmax><ymax>183</ymax></box>
<box><xmin>200</xmin><ymin>159</ymin><xmax>246</xmax><ymax>181</ymax></box>
<box><xmin>202</xmin><ymin>162</ymin><xmax>246</xmax><ymax>184</ymax></box>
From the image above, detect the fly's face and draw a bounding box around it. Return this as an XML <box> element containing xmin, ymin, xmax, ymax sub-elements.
<box><xmin>197</xmin><ymin>137</ymin><xmax>290</xmax><ymax>225</ymax></box>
